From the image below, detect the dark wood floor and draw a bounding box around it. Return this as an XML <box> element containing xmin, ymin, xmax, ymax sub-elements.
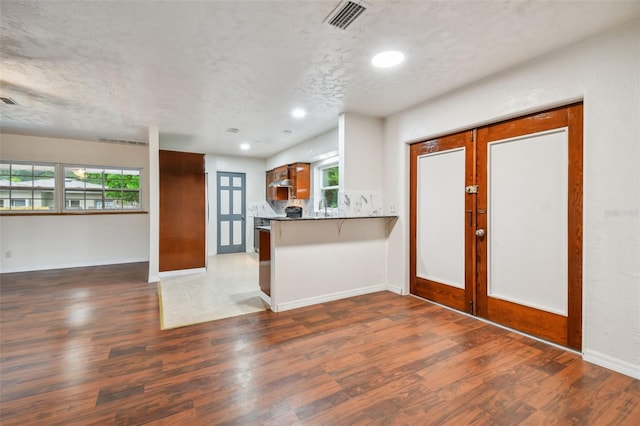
<box><xmin>1</xmin><ymin>263</ymin><xmax>638</xmax><ymax>425</ymax></box>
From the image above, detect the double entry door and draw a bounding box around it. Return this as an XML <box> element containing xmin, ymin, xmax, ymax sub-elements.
<box><xmin>410</xmin><ymin>103</ymin><xmax>583</xmax><ymax>350</ymax></box>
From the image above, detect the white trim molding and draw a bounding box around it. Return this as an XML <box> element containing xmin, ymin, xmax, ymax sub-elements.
<box><xmin>583</xmin><ymin>350</ymin><xmax>640</xmax><ymax>380</ymax></box>
<box><xmin>0</xmin><ymin>257</ymin><xmax>149</xmax><ymax>274</ymax></box>
<box><xmin>275</xmin><ymin>284</ymin><xmax>389</xmax><ymax>312</ymax></box>
<box><xmin>158</xmin><ymin>267</ymin><xmax>206</xmax><ymax>279</ymax></box>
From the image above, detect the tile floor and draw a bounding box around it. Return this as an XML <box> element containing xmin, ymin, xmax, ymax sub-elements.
<box><xmin>158</xmin><ymin>252</ymin><xmax>268</xmax><ymax>329</ymax></box>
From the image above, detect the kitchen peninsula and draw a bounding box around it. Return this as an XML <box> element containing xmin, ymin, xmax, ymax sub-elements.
<box><xmin>256</xmin><ymin>215</ymin><xmax>399</xmax><ymax>312</ymax></box>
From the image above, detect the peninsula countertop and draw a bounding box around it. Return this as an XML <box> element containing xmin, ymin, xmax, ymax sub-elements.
<box><xmin>254</xmin><ymin>215</ymin><xmax>398</xmax><ymax>221</ymax></box>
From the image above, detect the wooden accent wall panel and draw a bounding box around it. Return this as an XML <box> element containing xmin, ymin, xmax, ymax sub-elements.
<box><xmin>159</xmin><ymin>150</ymin><xmax>206</xmax><ymax>272</ymax></box>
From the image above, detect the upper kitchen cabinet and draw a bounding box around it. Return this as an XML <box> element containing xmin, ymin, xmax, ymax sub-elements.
<box><xmin>289</xmin><ymin>163</ymin><xmax>310</xmax><ymax>199</ymax></box>
<box><xmin>265</xmin><ymin>162</ymin><xmax>311</xmax><ymax>201</ymax></box>
<box><xmin>266</xmin><ymin>168</ymin><xmax>288</xmax><ymax>201</ymax></box>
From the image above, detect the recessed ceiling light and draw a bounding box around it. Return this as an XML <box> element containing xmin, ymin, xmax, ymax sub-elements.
<box><xmin>291</xmin><ymin>108</ymin><xmax>306</xmax><ymax>118</ymax></box>
<box><xmin>371</xmin><ymin>50</ymin><xmax>404</xmax><ymax>68</ymax></box>
<box><xmin>240</xmin><ymin>143</ymin><xmax>250</xmax><ymax>150</ymax></box>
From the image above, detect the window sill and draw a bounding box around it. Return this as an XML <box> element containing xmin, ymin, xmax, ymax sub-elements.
<box><xmin>0</xmin><ymin>211</ymin><xmax>148</xmax><ymax>217</ymax></box>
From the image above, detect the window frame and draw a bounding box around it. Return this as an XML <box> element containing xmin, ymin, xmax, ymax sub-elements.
<box><xmin>63</xmin><ymin>164</ymin><xmax>143</xmax><ymax>212</ymax></box>
<box><xmin>0</xmin><ymin>160</ymin><xmax>144</xmax><ymax>215</ymax></box>
<box><xmin>312</xmin><ymin>156</ymin><xmax>340</xmax><ymax>212</ymax></box>
<box><xmin>0</xmin><ymin>160</ymin><xmax>57</xmax><ymax>213</ymax></box>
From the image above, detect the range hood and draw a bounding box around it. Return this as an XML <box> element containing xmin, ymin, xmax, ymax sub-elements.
<box><xmin>269</xmin><ymin>179</ymin><xmax>291</xmax><ymax>187</ymax></box>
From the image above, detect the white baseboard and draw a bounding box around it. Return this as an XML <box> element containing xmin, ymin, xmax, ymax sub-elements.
<box><xmin>583</xmin><ymin>349</ymin><xmax>640</xmax><ymax>380</ymax></box>
<box><xmin>0</xmin><ymin>257</ymin><xmax>149</xmax><ymax>274</ymax></box>
<box><xmin>385</xmin><ymin>283</ymin><xmax>404</xmax><ymax>295</ymax></box>
<box><xmin>275</xmin><ymin>284</ymin><xmax>389</xmax><ymax>312</ymax></box>
<box><xmin>158</xmin><ymin>267</ymin><xmax>206</xmax><ymax>279</ymax></box>
<box><xmin>259</xmin><ymin>290</ymin><xmax>271</xmax><ymax>308</ymax></box>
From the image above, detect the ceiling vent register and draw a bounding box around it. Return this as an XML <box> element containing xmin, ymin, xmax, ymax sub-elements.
<box><xmin>324</xmin><ymin>0</ymin><xmax>368</xmax><ymax>30</ymax></box>
<box><xmin>1</xmin><ymin>97</ymin><xmax>18</xmax><ymax>105</ymax></box>
<box><xmin>98</xmin><ymin>137</ymin><xmax>148</xmax><ymax>146</ymax></box>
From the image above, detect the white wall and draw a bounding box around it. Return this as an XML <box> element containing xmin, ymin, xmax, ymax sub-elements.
<box><xmin>148</xmin><ymin>127</ymin><xmax>159</xmax><ymax>282</ymax></box>
<box><xmin>266</xmin><ymin>127</ymin><xmax>338</xmax><ymax>170</ymax></box>
<box><xmin>205</xmin><ymin>155</ymin><xmax>266</xmax><ymax>256</ymax></box>
<box><xmin>271</xmin><ymin>218</ymin><xmax>397</xmax><ymax>311</ymax></box>
<box><xmin>383</xmin><ymin>21</ymin><xmax>640</xmax><ymax>377</ymax></box>
<box><xmin>0</xmin><ymin>134</ymin><xmax>150</xmax><ymax>273</ymax></box>
<box><xmin>338</xmin><ymin>113</ymin><xmax>385</xmax><ymax>216</ymax></box>
<box><xmin>339</xmin><ymin>113</ymin><xmax>384</xmax><ymax>193</ymax></box>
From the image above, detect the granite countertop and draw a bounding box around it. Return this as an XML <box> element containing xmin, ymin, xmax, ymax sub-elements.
<box><xmin>254</xmin><ymin>215</ymin><xmax>398</xmax><ymax>221</ymax></box>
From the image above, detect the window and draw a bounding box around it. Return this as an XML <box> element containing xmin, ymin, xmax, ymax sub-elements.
<box><xmin>64</xmin><ymin>166</ymin><xmax>141</xmax><ymax>211</ymax></box>
<box><xmin>313</xmin><ymin>157</ymin><xmax>339</xmax><ymax>210</ymax></box>
<box><xmin>0</xmin><ymin>161</ymin><xmax>142</xmax><ymax>214</ymax></box>
<box><xmin>0</xmin><ymin>162</ymin><xmax>56</xmax><ymax>211</ymax></box>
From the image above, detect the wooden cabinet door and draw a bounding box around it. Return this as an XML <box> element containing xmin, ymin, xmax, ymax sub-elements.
<box><xmin>266</xmin><ymin>169</ymin><xmax>276</xmax><ymax>200</ymax></box>
<box><xmin>258</xmin><ymin>230</ymin><xmax>271</xmax><ymax>296</ymax></box>
<box><xmin>266</xmin><ymin>167</ymin><xmax>288</xmax><ymax>201</ymax></box>
<box><xmin>289</xmin><ymin>163</ymin><xmax>310</xmax><ymax>199</ymax></box>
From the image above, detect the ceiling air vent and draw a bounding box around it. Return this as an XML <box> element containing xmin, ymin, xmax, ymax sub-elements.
<box><xmin>324</xmin><ymin>0</ymin><xmax>368</xmax><ymax>30</ymax></box>
<box><xmin>1</xmin><ymin>97</ymin><xmax>18</xmax><ymax>105</ymax></box>
<box><xmin>98</xmin><ymin>137</ymin><xmax>148</xmax><ymax>146</ymax></box>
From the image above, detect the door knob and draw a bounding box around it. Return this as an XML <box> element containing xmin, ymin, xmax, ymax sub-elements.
<box><xmin>475</xmin><ymin>229</ymin><xmax>485</xmax><ymax>237</ymax></box>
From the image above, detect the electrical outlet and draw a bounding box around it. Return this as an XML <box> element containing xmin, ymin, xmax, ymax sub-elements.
<box><xmin>5</xmin><ymin>250</ymin><xmax>12</xmax><ymax>258</ymax></box>
<box><xmin>388</xmin><ymin>203</ymin><xmax>397</xmax><ymax>214</ymax></box>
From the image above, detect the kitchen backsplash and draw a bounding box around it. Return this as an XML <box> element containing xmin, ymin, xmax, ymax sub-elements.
<box><xmin>268</xmin><ymin>198</ymin><xmax>312</xmax><ymax>216</ymax></box>
<box><xmin>338</xmin><ymin>191</ymin><xmax>383</xmax><ymax>217</ymax></box>
<box><xmin>248</xmin><ymin>191</ymin><xmax>382</xmax><ymax>218</ymax></box>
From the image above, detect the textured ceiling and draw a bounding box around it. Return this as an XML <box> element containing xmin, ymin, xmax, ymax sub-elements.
<box><xmin>1</xmin><ymin>0</ymin><xmax>639</xmax><ymax>157</ymax></box>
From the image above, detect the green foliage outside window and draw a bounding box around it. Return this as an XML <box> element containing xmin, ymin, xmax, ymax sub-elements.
<box><xmin>0</xmin><ymin>163</ymin><xmax>56</xmax><ymax>211</ymax></box>
<box><xmin>83</xmin><ymin>171</ymin><xmax>140</xmax><ymax>203</ymax></box>
<box><xmin>64</xmin><ymin>166</ymin><xmax>141</xmax><ymax>210</ymax></box>
<box><xmin>321</xmin><ymin>166</ymin><xmax>339</xmax><ymax>208</ymax></box>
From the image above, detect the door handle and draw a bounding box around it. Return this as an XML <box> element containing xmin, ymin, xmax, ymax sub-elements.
<box><xmin>475</xmin><ymin>229</ymin><xmax>485</xmax><ymax>237</ymax></box>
